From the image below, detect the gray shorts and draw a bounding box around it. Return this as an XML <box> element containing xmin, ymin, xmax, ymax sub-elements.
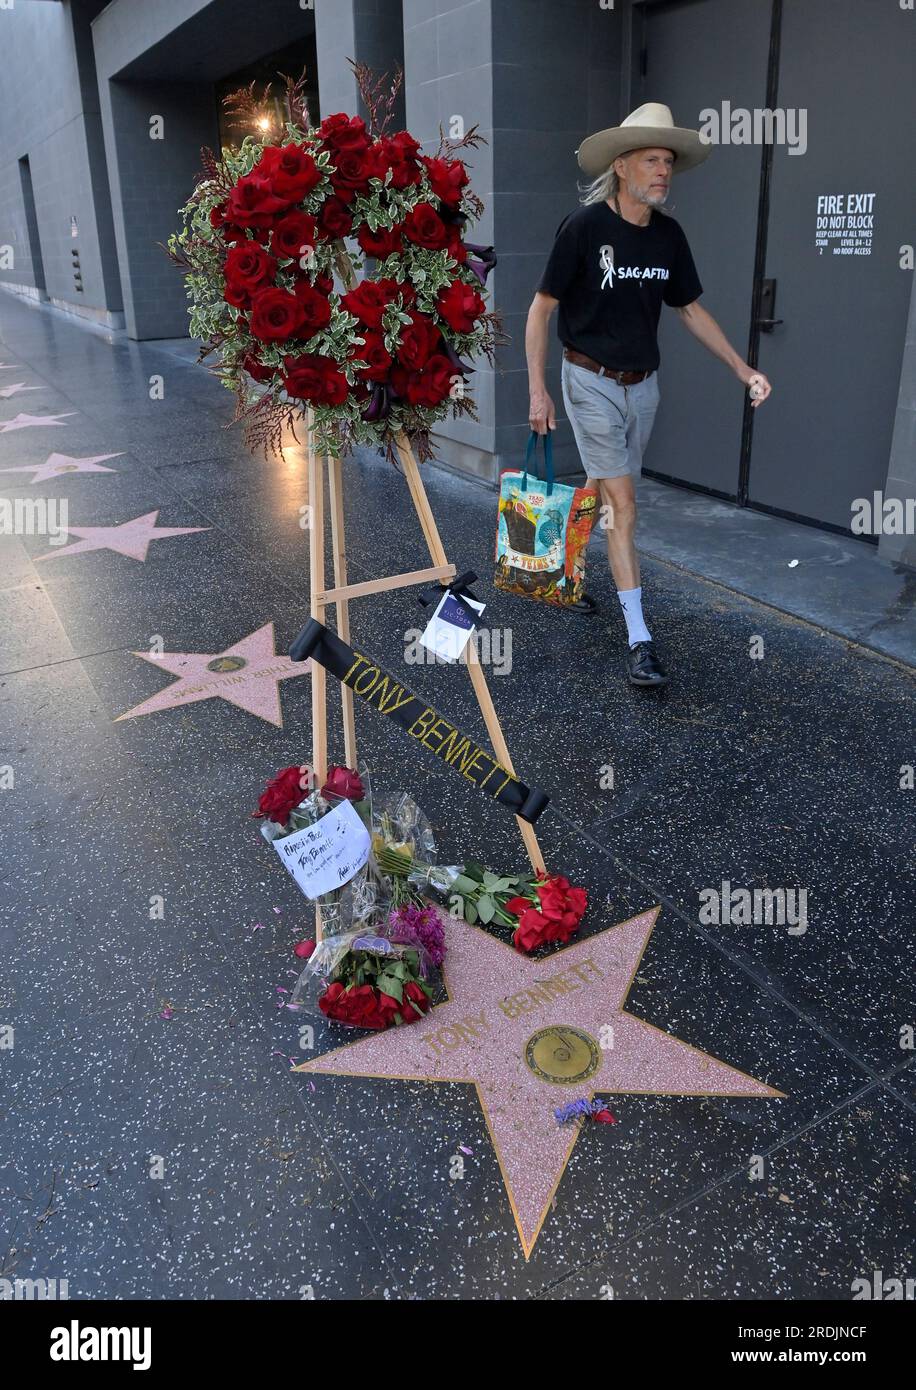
<box><xmin>561</xmin><ymin>357</ymin><xmax>660</xmax><ymax>480</ymax></box>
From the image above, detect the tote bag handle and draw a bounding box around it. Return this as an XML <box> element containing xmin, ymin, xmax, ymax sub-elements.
<box><xmin>521</xmin><ymin>430</ymin><xmax>555</xmax><ymax>497</ymax></box>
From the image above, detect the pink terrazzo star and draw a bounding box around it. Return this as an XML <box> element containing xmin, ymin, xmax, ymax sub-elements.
<box><xmin>0</xmin><ymin>451</ymin><xmax>123</xmax><ymax>484</ymax></box>
<box><xmin>296</xmin><ymin>908</ymin><xmax>784</xmax><ymax>1257</ymax></box>
<box><xmin>0</xmin><ymin>382</ymin><xmax>41</xmax><ymax>400</ymax></box>
<box><xmin>34</xmin><ymin>509</ymin><xmax>207</xmax><ymax>562</ymax></box>
<box><xmin>116</xmin><ymin>621</ymin><xmax>311</xmax><ymax>726</ymax></box>
<box><xmin>0</xmin><ymin>411</ymin><xmax>75</xmax><ymax>432</ymax></box>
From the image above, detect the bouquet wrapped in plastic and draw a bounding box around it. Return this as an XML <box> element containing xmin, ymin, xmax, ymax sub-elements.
<box><xmin>254</xmin><ymin>761</ymin><xmax>383</xmax><ymax>935</ymax></box>
<box><xmin>370</xmin><ymin>792</ymin><xmax>439</xmax><ymax>907</ymax></box>
<box><xmin>289</xmin><ymin>925</ymin><xmax>435</xmax><ymax>1030</ymax></box>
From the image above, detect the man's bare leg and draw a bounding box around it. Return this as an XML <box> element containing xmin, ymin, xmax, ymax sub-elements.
<box><xmin>598</xmin><ymin>474</ymin><xmax>640</xmax><ymax>591</ymax></box>
<box><xmin>597</xmin><ymin>474</ymin><xmax>668</xmax><ymax>685</ymax></box>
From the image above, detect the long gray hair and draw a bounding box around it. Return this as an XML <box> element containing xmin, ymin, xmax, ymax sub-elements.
<box><xmin>579</xmin><ymin>155</ymin><xmax>673</xmax><ymax>214</ymax></box>
<box><xmin>580</xmin><ymin>165</ymin><xmax>620</xmax><ymax>206</ymax></box>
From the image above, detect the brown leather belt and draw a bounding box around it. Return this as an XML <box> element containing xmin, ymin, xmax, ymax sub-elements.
<box><xmin>563</xmin><ymin>347</ymin><xmax>650</xmax><ymax>385</ymax></box>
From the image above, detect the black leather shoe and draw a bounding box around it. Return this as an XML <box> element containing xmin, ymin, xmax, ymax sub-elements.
<box><xmin>626</xmin><ymin>641</ymin><xmax>669</xmax><ymax>687</ymax></box>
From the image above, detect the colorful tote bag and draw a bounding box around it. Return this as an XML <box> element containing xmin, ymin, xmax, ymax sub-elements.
<box><xmin>494</xmin><ymin>432</ymin><xmax>597</xmax><ymax>609</ymax></box>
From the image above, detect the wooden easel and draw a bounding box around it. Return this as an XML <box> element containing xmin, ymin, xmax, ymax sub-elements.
<box><xmin>305</xmin><ymin>256</ymin><xmax>544</xmax><ymax>939</ymax></box>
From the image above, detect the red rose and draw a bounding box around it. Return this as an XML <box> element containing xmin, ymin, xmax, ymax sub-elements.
<box><xmin>226</xmin><ymin>174</ymin><xmax>289</xmax><ymax>228</ymax></box>
<box><xmin>380</xmin><ymin>131</ymin><xmax>422</xmax><ymax>189</ymax></box>
<box><xmin>317</xmin><ymin>196</ymin><xmax>353</xmax><ymax>240</ymax></box>
<box><xmin>391</xmin><ymin>353</ymin><xmax>454</xmax><ymax>408</ymax></box>
<box><xmin>253</xmin><ymin>765</ymin><xmax>305</xmax><ymax>823</ymax></box>
<box><xmin>318</xmin><ymin>113</ymin><xmax>372</xmax><ymax>155</ymax></box>
<box><xmin>330</xmin><ymin>145</ymin><xmax>382</xmax><ymax>195</ymax></box>
<box><xmin>444</xmin><ymin>221</ymin><xmax>468</xmax><ymax>264</ymax></box>
<box><xmin>313</xmin><ymin>271</ymin><xmax>335</xmax><ymax>296</ymax></box>
<box><xmin>223</xmin><ymin>279</ymin><xmax>249</xmax><ymax>309</ymax></box>
<box><xmin>340</xmin><ymin>278</ymin><xmax>398</xmax><ymax>328</ymax></box>
<box><xmin>321</xmin><ymin>765</ymin><xmax>365</xmax><ymax>801</ymax></box>
<box><xmin>512</xmin><ymin>907</ymin><xmax>553</xmax><ymax>954</ymax></box>
<box><xmin>357</xmin><ymin>223</ymin><xmax>404</xmax><ymax>259</ymax></box>
<box><xmin>292</xmin><ymin>281</ymin><xmax>332</xmax><ymax>335</ymax></box>
<box><xmin>436</xmin><ymin>279</ymin><xmax>485</xmax><ymax>333</ymax></box>
<box><xmin>242</xmin><ymin>353</ymin><xmax>275</xmax><ymax>384</ymax></box>
<box><xmin>255</xmin><ymin>143</ymin><xmax>322</xmax><ymax>201</ymax></box>
<box><xmin>403</xmin><ymin>202</ymin><xmax>449</xmax><ymax>250</ymax></box>
<box><xmin>351</xmin><ymin>329</ymin><xmax>392</xmax><ymax>382</ymax></box>
<box><xmin>282</xmin><ymin>353</ymin><xmax>349</xmax><ymax>406</ymax></box>
<box><xmin>294</xmin><ymin>939</ymin><xmax>316</xmax><ymax>959</ymax></box>
<box><xmin>386</xmin><ymin>131</ymin><xmax>422</xmax><ymax>163</ymax></box>
<box><xmin>272</xmin><ymin>211</ymin><xmax>318</xmax><ymax>262</ymax></box>
<box><xmin>223</xmin><ymin>242</ymin><xmax>276</xmax><ymax>306</ymax></box>
<box><xmin>399</xmin><ymin>981</ymin><xmax>430</xmax><ymax>1024</ymax></box>
<box><xmin>248</xmin><ymin>287</ymin><xmax>305</xmax><ymax>342</ymax></box>
<box><xmin>396</xmin><ymin>312</ymin><xmax>441</xmax><ymax>370</ymax></box>
<box><xmin>320</xmin><ymin>981</ymin><xmax>345</xmax><ymax>1011</ymax></box>
<box><xmin>422</xmin><ymin>156</ymin><xmax>469</xmax><ymax>208</ymax></box>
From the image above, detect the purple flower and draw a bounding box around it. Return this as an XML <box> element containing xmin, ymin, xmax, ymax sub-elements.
<box><xmin>387</xmin><ymin>903</ymin><xmax>447</xmax><ymax>968</ymax></box>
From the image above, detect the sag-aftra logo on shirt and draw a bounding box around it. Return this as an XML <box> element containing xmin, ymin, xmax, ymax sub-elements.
<box><xmin>599</xmin><ymin>245</ymin><xmax>670</xmax><ymax>289</ymax></box>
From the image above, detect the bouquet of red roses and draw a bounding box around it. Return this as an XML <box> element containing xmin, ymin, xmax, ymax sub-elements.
<box><xmin>167</xmin><ymin>67</ymin><xmax>498</xmax><ymax>462</ymax></box>
<box><xmin>291</xmin><ymin>927</ymin><xmax>435</xmax><ymax>1031</ymax></box>
<box><xmin>253</xmin><ymin>761</ymin><xmax>378</xmax><ymax>934</ymax></box>
<box><xmin>446</xmin><ymin>864</ymin><xmax>588</xmax><ymax>953</ymax></box>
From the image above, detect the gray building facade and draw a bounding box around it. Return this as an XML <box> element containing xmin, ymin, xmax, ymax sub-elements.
<box><xmin>1</xmin><ymin>0</ymin><xmax>914</xmax><ymax>562</ymax></box>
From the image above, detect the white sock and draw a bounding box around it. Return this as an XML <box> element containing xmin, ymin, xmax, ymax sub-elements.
<box><xmin>617</xmin><ymin>586</ymin><xmax>651</xmax><ymax>646</ymax></box>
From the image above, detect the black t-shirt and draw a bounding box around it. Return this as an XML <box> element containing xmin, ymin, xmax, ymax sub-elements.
<box><xmin>537</xmin><ymin>202</ymin><xmax>703</xmax><ymax>371</ymax></box>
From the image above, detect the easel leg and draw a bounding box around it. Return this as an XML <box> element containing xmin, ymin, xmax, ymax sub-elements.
<box><xmin>328</xmin><ymin>453</ymin><xmax>358</xmax><ymax>769</ymax></box>
<box><xmin>307</xmin><ymin>434</ymin><xmax>328</xmax><ymax>785</ymax></box>
<box><xmin>306</xmin><ymin>422</ymin><xmax>329</xmax><ymax>944</ymax></box>
<box><xmin>393</xmin><ymin>432</ymin><xmax>546</xmax><ymax>876</ymax></box>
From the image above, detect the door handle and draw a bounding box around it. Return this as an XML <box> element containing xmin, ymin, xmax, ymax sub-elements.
<box><xmin>757</xmin><ymin>279</ymin><xmax>782</xmax><ymax>332</ymax></box>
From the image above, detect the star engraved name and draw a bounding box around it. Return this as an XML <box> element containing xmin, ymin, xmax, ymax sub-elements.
<box><xmin>166</xmin><ymin>663</ymin><xmax>293</xmax><ymax>700</ymax></box>
<box><xmin>421</xmin><ymin>956</ymin><xmax>606</xmax><ymax>1061</ymax></box>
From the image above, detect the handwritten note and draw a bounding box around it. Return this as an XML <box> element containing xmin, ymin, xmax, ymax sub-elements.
<box><xmin>273</xmin><ymin>798</ymin><xmax>370</xmax><ymax>899</ymax></box>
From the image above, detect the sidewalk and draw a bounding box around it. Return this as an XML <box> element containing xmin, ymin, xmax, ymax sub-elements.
<box><xmin>1</xmin><ymin>290</ymin><xmax>914</xmax><ymax>1299</ymax></box>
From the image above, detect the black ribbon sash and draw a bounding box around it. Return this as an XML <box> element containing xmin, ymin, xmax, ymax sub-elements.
<box><xmin>289</xmin><ymin>619</ymin><xmax>550</xmax><ymax>824</ymax></box>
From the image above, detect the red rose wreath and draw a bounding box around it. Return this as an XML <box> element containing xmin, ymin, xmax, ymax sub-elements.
<box><xmin>168</xmin><ymin>68</ymin><xmax>498</xmax><ymax>461</ymax></box>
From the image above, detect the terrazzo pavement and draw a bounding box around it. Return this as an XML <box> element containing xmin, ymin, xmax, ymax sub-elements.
<box><xmin>0</xmin><ymin>293</ymin><xmax>914</xmax><ymax>1300</ymax></box>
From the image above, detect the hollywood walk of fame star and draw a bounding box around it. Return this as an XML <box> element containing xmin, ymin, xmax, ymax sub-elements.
<box><xmin>295</xmin><ymin>908</ymin><xmax>784</xmax><ymax>1257</ymax></box>
<box><xmin>0</xmin><ymin>382</ymin><xmax>41</xmax><ymax>400</ymax></box>
<box><xmin>34</xmin><ymin>509</ymin><xmax>208</xmax><ymax>563</ymax></box>
<box><xmin>116</xmin><ymin>622</ymin><xmax>312</xmax><ymax>727</ymax></box>
<box><xmin>0</xmin><ymin>451</ymin><xmax>123</xmax><ymax>484</ymax></box>
<box><xmin>0</xmin><ymin>411</ymin><xmax>76</xmax><ymax>432</ymax></box>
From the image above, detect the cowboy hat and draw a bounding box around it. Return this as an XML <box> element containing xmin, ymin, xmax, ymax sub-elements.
<box><xmin>576</xmin><ymin>102</ymin><xmax>711</xmax><ymax>177</ymax></box>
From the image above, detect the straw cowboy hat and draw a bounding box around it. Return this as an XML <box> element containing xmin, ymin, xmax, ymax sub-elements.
<box><xmin>576</xmin><ymin>102</ymin><xmax>711</xmax><ymax>177</ymax></box>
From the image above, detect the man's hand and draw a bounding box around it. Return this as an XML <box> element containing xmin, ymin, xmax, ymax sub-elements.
<box><xmin>529</xmin><ymin>388</ymin><xmax>556</xmax><ymax>434</ymax></box>
<box><xmin>737</xmin><ymin>365</ymin><xmax>772</xmax><ymax>408</ymax></box>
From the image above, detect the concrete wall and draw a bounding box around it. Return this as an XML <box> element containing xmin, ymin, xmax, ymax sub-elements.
<box><xmin>0</xmin><ymin>0</ymin><xmax>122</xmax><ymax>326</ymax></box>
<box><xmin>316</xmin><ymin>0</ymin><xmax>405</xmax><ymax>126</ymax></box>
<box><xmin>402</xmin><ymin>0</ymin><xmax>623</xmax><ymax>481</ymax></box>
<box><xmin>880</xmin><ymin>273</ymin><xmax>916</xmax><ymax>566</ymax></box>
<box><xmin>91</xmin><ymin>0</ymin><xmax>319</xmax><ymax>339</ymax></box>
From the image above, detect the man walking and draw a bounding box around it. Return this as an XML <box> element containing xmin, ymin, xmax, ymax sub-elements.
<box><xmin>526</xmin><ymin>103</ymin><xmax>771</xmax><ymax>687</ymax></box>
